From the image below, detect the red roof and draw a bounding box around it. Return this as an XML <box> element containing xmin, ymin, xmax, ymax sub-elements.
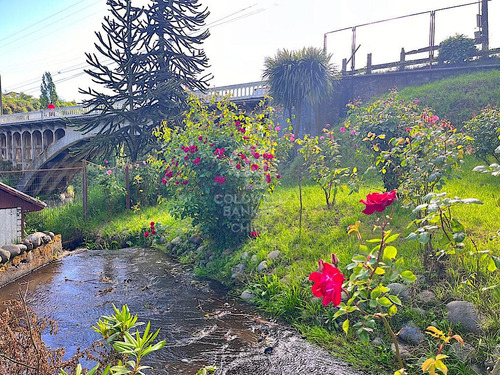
<box><xmin>0</xmin><ymin>182</ymin><xmax>46</xmax><ymax>212</ymax></box>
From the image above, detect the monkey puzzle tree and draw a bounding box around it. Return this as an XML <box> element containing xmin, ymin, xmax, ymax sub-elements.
<box><xmin>76</xmin><ymin>0</ymin><xmax>210</xmax><ymax>161</ymax></box>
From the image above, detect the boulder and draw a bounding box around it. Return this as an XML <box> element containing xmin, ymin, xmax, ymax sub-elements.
<box><xmin>171</xmin><ymin>236</ymin><xmax>182</xmax><ymax>246</ymax></box>
<box><xmin>231</xmin><ymin>263</ymin><xmax>246</xmax><ymax>279</ymax></box>
<box><xmin>43</xmin><ymin>231</ymin><xmax>55</xmax><ymax>240</ymax></box>
<box><xmin>17</xmin><ymin>244</ymin><xmax>28</xmax><ymax>254</ymax></box>
<box><xmin>0</xmin><ymin>249</ymin><xmax>10</xmax><ymax>263</ymax></box>
<box><xmin>416</xmin><ymin>290</ymin><xmax>437</xmax><ymax>304</ymax></box>
<box><xmin>257</xmin><ymin>260</ymin><xmax>268</xmax><ymax>271</ymax></box>
<box><xmin>446</xmin><ymin>301</ymin><xmax>481</xmax><ymax>333</ymax></box>
<box><xmin>240</xmin><ymin>290</ymin><xmax>255</xmax><ymax>300</ymax></box>
<box><xmin>387</xmin><ymin>283</ymin><xmax>409</xmax><ymax>300</ymax></box>
<box><xmin>22</xmin><ymin>238</ymin><xmax>34</xmax><ymax>251</ymax></box>
<box><xmin>2</xmin><ymin>244</ymin><xmax>22</xmax><ymax>258</ymax></box>
<box><xmin>26</xmin><ymin>232</ymin><xmax>45</xmax><ymax>248</ymax></box>
<box><xmin>451</xmin><ymin>342</ymin><xmax>475</xmax><ymax>362</ymax></box>
<box><xmin>241</xmin><ymin>251</ymin><xmax>249</xmax><ymax>260</ymax></box>
<box><xmin>250</xmin><ymin>254</ymin><xmax>258</xmax><ymax>263</ymax></box>
<box><xmin>267</xmin><ymin>250</ymin><xmax>281</xmax><ymax>260</ymax></box>
<box><xmin>189</xmin><ymin>233</ymin><xmax>203</xmax><ymax>246</ymax></box>
<box><xmin>398</xmin><ymin>322</ymin><xmax>424</xmax><ymax>345</ymax></box>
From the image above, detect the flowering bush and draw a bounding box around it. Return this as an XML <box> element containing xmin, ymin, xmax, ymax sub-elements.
<box><xmin>310</xmin><ymin>190</ymin><xmax>416</xmax><ymax>373</ymax></box>
<box><xmin>154</xmin><ymin>96</ymin><xmax>283</xmax><ymax>245</ymax></box>
<box><xmin>464</xmin><ymin>105</ymin><xmax>500</xmax><ymax>163</ymax></box>
<box><xmin>299</xmin><ymin>128</ymin><xmax>358</xmax><ymax>208</ymax></box>
<box><xmin>347</xmin><ymin>92</ymin><xmax>467</xmax><ymax>206</ymax></box>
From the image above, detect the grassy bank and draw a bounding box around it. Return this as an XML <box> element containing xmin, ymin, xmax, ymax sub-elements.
<box><xmin>30</xmin><ymin>155</ymin><xmax>498</xmax><ymax>374</ymax></box>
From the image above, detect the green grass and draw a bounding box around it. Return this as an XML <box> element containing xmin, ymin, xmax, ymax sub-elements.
<box><xmin>397</xmin><ymin>70</ymin><xmax>500</xmax><ymax>127</ymax></box>
<box><xmin>28</xmin><ymin>155</ymin><xmax>500</xmax><ymax>374</ymax></box>
<box><xmin>195</xmin><ymin>156</ymin><xmax>500</xmax><ymax>374</ymax></box>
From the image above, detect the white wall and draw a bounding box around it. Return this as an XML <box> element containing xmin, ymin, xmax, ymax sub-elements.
<box><xmin>0</xmin><ymin>208</ymin><xmax>21</xmax><ymax>246</ymax></box>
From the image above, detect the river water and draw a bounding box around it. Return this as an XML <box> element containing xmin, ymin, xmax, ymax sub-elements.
<box><xmin>0</xmin><ymin>247</ymin><xmax>365</xmax><ymax>375</ymax></box>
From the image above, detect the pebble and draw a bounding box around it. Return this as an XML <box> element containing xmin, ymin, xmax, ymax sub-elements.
<box><xmin>446</xmin><ymin>301</ymin><xmax>481</xmax><ymax>333</ymax></box>
<box><xmin>257</xmin><ymin>260</ymin><xmax>268</xmax><ymax>271</ymax></box>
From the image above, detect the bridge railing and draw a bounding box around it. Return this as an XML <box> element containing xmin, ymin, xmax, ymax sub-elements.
<box><xmin>192</xmin><ymin>81</ymin><xmax>268</xmax><ymax>102</ymax></box>
<box><xmin>0</xmin><ymin>105</ymin><xmax>88</xmax><ymax>125</ymax></box>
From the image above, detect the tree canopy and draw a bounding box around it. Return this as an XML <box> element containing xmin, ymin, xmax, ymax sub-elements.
<box><xmin>75</xmin><ymin>0</ymin><xmax>211</xmax><ymax>161</ymax></box>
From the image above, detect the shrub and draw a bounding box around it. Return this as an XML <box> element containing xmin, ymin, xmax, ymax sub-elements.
<box><xmin>155</xmin><ymin>96</ymin><xmax>283</xmax><ymax>245</ymax></box>
<box><xmin>464</xmin><ymin>105</ymin><xmax>500</xmax><ymax>163</ymax></box>
<box><xmin>438</xmin><ymin>34</ymin><xmax>477</xmax><ymax>64</ymax></box>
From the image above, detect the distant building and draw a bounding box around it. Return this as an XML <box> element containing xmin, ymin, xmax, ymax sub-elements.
<box><xmin>0</xmin><ymin>182</ymin><xmax>46</xmax><ymax>246</ymax></box>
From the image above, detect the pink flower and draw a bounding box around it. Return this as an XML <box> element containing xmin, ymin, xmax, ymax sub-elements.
<box><xmin>289</xmin><ymin>134</ymin><xmax>295</xmax><ymax>142</ymax></box>
<box><xmin>165</xmin><ymin>171</ymin><xmax>173</xmax><ymax>178</ymax></box>
<box><xmin>236</xmin><ymin>163</ymin><xmax>242</xmax><ymax>170</ymax></box>
<box><xmin>250</xmin><ymin>231</ymin><xmax>260</xmax><ymax>238</ymax></box>
<box><xmin>184</xmin><ymin>155</ymin><xmax>189</xmax><ymax>161</ymax></box>
<box><xmin>193</xmin><ymin>157</ymin><xmax>201</xmax><ymax>165</ymax></box>
<box><xmin>263</xmin><ymin>165</ymin><xmax>269</xmax><ymax>172</ymax></box>
<box><xmin>143</xmin><ymin>161</ymin><xmax>146</xmax><ymax>165</ymax></box>
<box><xmin>265</xmin><ymin>174</ymin><xmax>272</xmax><ymax>183</ymax></box>
<box><xmin>104</xmin><ymin>160</ymin><xmax>109</xmax><ymax>164</ymax></box>
<box><xmin>340</xmin><ymin>126</ymin><xmax>346</xmax><ymax>133</ymax></box>
<box><xmin>136</xmin><ymin>163</ymin><xmax>140</xmax><ymax>168</ymax></box>
<box><xmin>106</xmin><ymin>170</ymin><xmax>112</xmax><ymax>175</ymax></box>
<box><xmin>151</xmin><ymin>229</ymin><xmax>156</xmax><ymax>235</ymax></box>
<box><xmin>275</xmin><ymin>126</ymin><xmax>281</xmax><ymax>131</ymax></box>
<box><xmin>198</xmin><ymin>136</ymin><xmax>203</xmax><ymax>141</ymax></box>
<box><xmin>309</xmin><ymin>260</ymin><xmax>344</xmax><ymax>307</ymax></box>
<box><xmin>215</xmin><ymin>175</ymin><xmax>226</xmax><ymax>185</ymax></box>
<box><xmin>320</xmin><ymin>136</ymin><xmax>325</xmax><ymax>140</ymax></box>
<box><xmin>189</xmin><ymin>145</ymin><xmax>198</xmax><ymax>153</ymax></box>
<box><xmin>276</xmin><ymin>174</ymin><xmax>281</xmax><ymax>179</ymax></box>
<box><xmin>144</xmin><ymin>231</ymin><xmax>150</xmax><ymax>238</ymax></box>
<box><xmin>162</xmin><ymin>178</ymin><xmax>167</xmax><ymax>185</ymax></box>
<box><xmin>182</xmin><ymin>180</ymin><xmax>189</xmax><ymax>185</ymax></box>
<box><xmin>214</xmin><ymin>148</ymin><xmax>226</xmax><ymax>159</ymax></box>
<box><xmin>251</xmin><ymin>164</ymin><xmax>259</xmax><ymax>171</ymax></box>
<box><xmin>414</xmin><ymin>99</ymin><xmax>420</xmax><ymax>104</ymax></box>
<box><xmin>350</xmin><ymin>130</ymin><xmax>356</xmax><ymax>135</ymax></box>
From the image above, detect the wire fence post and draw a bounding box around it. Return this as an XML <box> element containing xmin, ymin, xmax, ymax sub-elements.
<box><xmin>82</xmin><ymin>160</ymin><xmax>88</xmax><ymax>220</ymax></box>
<box><xmin>125</xmin><ymin>165</ymin><xmax>130</xmax><ymax>210</ymax></box>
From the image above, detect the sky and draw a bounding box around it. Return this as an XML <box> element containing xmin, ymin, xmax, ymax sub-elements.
<box><xmin>0</xmin><ymin>0</ymin><xmax>498</xmax><ymax>103</ymax></box>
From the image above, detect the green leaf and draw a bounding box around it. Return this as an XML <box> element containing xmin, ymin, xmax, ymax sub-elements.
<box><xmin>452</xmin><ymin>232</ymin><xmax>466</xmax><ymax>243</ymax></box>
<box><xmin>385</xmin><ymin>233</ymin><xmax>400</xmax><ymax>243</ymax></box>
<box><xmin>388</xmin><ymin>295</ymin><xmax>402</xmax><ymax>306</ymax></box>
<box><xmin>419</xmin><ymin>232</ymin><xmax>430</xmax><ymax>244</ymax></box>
<box><xmin>378</xmin><ymin>296</ymin><xmax>392</xmax><ymax>307</ymax></box>
<box><xmin>366</xmin><ymin>238</ymin><xmax>382</xmax><ymax>243</ymax></box>
<box><xmin>383</xmin><ymin>246</ymin><xmax>398</xmax><ymax>261</ymax></box>
<box><xmin>400</xmin><ymin>270</ymin><xmax>417</xmax><ymax>282</ymax></box>
<box><xmin>451</xmin><ymin>218</ymin><xmax>464</xmax><ymax>233</ymax></box>
<box><xmin>461</xmin><ymin>198</ymin><xmax>483</xmax><ymax>204</ymax></box>
<box><xmin>371</xmin><ymin>288</ymin><xmax>381</xmax><ymax>299</ymax></box>
<box><xmin>405</xmin><ymin>232</ymin><xmax>418</xmax><ymax>241</ymax></box>
<box><xmin>388</xmin><ymin>304</ymin><xmax>398</xmax><ymax>316</ymax></box>
<box><xmin>342</xmin><ymin>319</ymin><xmax>350</xmax><ymax>334</ymax></box>
<box><xmin>488</xmin><ymin>257</ymin><xmax>498</xmax><ymax>272</ymax></box>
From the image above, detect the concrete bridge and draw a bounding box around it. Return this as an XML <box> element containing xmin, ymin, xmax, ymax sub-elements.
<box><xmin>0</xmin><ymin>82</ymin><xmax>268</xmax><ymax>195</ymax></box>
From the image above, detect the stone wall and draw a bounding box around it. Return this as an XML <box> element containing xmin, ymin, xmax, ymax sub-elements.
<box><xmin>0</xmin><ymin>234</ymin><xmax>62</xmax><ymax>288</ymax></box>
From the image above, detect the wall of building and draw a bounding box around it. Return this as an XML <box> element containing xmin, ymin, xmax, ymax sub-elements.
<box><xmin>0</xmin><ymin>208</ymin><xmax>21</xmax><ymax>246</ymax></box>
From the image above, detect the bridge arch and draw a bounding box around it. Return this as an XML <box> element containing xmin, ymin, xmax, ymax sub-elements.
<box><xmin>0</xmin><ymin>134</ymin><xmax>6</xmax><ymax>161</ymax></box>
<box><xmin>43</xmin><ymin>129</ymin><xmax>54</xmax><ymax>148</ymax></box>
<box><xmin>55</xmin><ymin>128</ymin><xmax>65</xmax><ymax>141</ymax></box>
<box><xmin>32</xmin><ymin>130</ymin><xmax>43</xmax><ymax>157</ymax></box>
<box><xmin>22</xmin><ymin>131</ymin><xmax>32</xmax><ymax>163</ymax></box>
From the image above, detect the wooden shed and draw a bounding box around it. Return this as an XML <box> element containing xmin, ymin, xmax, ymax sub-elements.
<box><xmin>0</xmin><ymin>182</ymin><xmax>46</xmax><ymax>246</ymax></box>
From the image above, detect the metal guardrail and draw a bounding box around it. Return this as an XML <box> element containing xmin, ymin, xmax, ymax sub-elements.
<box><xmin>0</xmin><ymin>105</ymin><xmax>88</xmax><ymax>125</ymax></box>
<box><xmin>192</xmin><ymin>81</ymin><xmax>268</xmax><ymax>102</ymax></box>
<box><xmin>0</xmin><ymin>81</ymin><xmax>269</xmax><ymax>126</ymax></box>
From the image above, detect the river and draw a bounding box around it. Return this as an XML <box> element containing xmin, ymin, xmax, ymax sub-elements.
<box><xmin>0</xmin><ymin>247</ymin><xmax>365</xmax><ymax>375</ymax></box>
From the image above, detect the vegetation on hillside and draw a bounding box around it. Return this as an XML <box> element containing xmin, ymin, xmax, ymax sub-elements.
<box><xmin>397</xmin><ymin>70</ymin><xmax>500</xmax><ymax>127</ymax></box>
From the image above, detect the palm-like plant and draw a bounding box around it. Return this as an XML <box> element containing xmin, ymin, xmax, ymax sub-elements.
<box><xmin>263</xmin><ymin>47</ymin><xmax>337</xmax><ymax>136</ymax></box>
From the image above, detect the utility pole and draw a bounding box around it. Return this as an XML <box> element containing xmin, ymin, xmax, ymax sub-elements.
<box><xmin>481</xmin><ymin>0</ymin><xmax>489</xmax><ymax>52</ymax></box>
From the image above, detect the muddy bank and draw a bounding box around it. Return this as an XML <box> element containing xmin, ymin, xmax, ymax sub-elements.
<box><xmin>0</xmin><ymin>247</ymin><xmax>365</xmax><ymax>375</ymax></box>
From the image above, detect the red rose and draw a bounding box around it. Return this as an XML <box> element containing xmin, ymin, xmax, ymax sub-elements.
<box><xmin>360</xmin><ymin>190</ymin><xmax>397</xmax><ymax>215</ymax></box>
<box><xmin>309</xmin><ymin>261</ymin><xmax>344</xmax><ymax>307</ymax></box>
<box><xmin>144</xmin><ymin>231</ymin><xmax>150</xmax><ymax>238</ymax></box>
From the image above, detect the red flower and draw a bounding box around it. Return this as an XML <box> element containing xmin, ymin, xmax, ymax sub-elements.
<box><xmin>182</xmin><ymin>180</ymin><xmax>189</xmax><ymax>185</ymax></box>
<box><xmin>250</xmin><ymin>231</ymin><xmax>260</xmax><ymax>238</ymax></box>
<box><xmin>360</xmin><ymin>190</ymin><xmax>397</xmax><ymax>215</ymax></box>
<box><xmin>215</xmin><ymin>175</ymin><xmax>226</xmax><ymax>185</ymax></box>
<box><xmin>253</xmin><ymin>152</ymin><xmax>260</xmax><ymax>159</ymax></box>
<box><xmin>144</xmin><ymin>231</ymin><xmax>150</xmax><ymax>238</ymax></box>
<box><xmin>251</xmin><ymin>164</ymin><xmax>259</xmax><ymax>171</ymax></box>
<box><xmin>276</xmin><ymin>174</ymin><xmax>281</xmax><ymax>179</ymax></box>
<box><xmin>162</xmin><ymin>178</ymin><xmax>167</xmax><ymax>185</ymax></box>
<box><xmin>309</xmin><ymin>261</ymin><xmax>344</xmax><ymax>307</ymax></box>
<box><xmin>151</xmin><ymin>229</ymin><xmax>156</xmax><ymax>235</ymax></box>
<box><xmin>236</xmin><ymin>163</ymin><xmax>242</xmax><ymax>170</ymax></box>
<box><xmin>193</xmin><ymin>157</ymin><xmax>201</xmax><ymax>165</ymax></box>
<box><xmin>198</xmin><ymin>136</ymin><xmax>203</xmax><ymax>141</ymax></box>
<box><xmin>150</xmin><ymin>221</ymin><xmax>155</xmax><ymax>228</ymax></box>
<box><xmin>265</xmin><ymin>174</ymin><xmax>272</xmax><ymax>183</ymax></box>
